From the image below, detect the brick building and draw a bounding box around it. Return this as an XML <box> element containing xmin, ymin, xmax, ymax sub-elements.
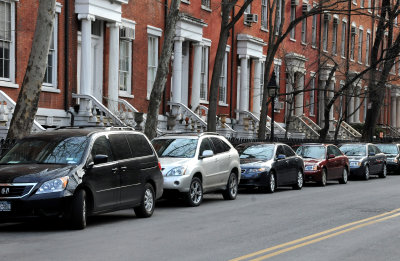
<box><xmin>0</xmin><ymin>0</ymin><xmax>398</xmax><ymax>139</ymax></box>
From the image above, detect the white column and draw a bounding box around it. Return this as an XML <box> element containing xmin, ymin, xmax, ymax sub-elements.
<box><xmin>391</xmin><ymin>96</ymin><xmax>397</xmax><ymax>128</ymax></box>
<box><xmin>191</xmin><ymin>43</ymin><xmax>202</xmax><ymax>113</ymax></box>
<box><xmin>171</xmin><ymin>37</ymin><xmax>184</xmax><ymax>115</ymax></box>
<box><xmin>239</xmin><ymin>55</ymin><xmax>249</xmax><ymax>112</ymax></box>
<box><xmin>397</xmin><ymin>97</ymin><xmax>400</xmax><ymax>128</ymax></box>
<box><xmin>78</xmin><ymin>14</ymin><xmax>95</xmax><ymax>116</ymax></box>
<box><xmin>354</xmin><ymin>86</ymin><xmax>361</xmax><ymax>123</ymax></box>
<box><xmin>107</xmin><ymin>22</ymin><xmax>121</xmax><ymax>113</ymax></box>
<box><xmin>295</xmin><ymin>72</ymin><xmax>304</xmax><ymax>116</ymax></box>
<box><xmin>252</xmin><ymin>59</ymin><xmax>262</xmax><ymax>117</ymax></box>
<box><xmin>348</xmin><ymin>86</ymin><xmax>355</xmax><ymax>123</ymax></box>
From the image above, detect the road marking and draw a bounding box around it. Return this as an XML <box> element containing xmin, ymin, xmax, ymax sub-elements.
<box><xmin>230</xmin><ymin>208</ymin><xmax>400</xmax><ymax>261</ymax></box>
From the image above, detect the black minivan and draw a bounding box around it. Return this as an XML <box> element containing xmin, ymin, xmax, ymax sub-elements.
<box><xmin>0</xmin><ymin>127</ymin><xmax>163</xmax><ymax>229</ymax></box>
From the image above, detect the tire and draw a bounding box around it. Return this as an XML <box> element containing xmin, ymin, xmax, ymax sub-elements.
<box><xmin>339</xmin><ymin>168</ymin><xmax>348</xmax><ymax>184</ymax></box>
<box><xmin>222</xmin><ymin>172</ymin><xmax>238</xmax><ymax>200</ymax></box>
<box><xmin>260</xmin><ymin>172</ymin><xmax>276</xmax><ymax>193</ymax></box>
<box><xmin>293</xmin><ymin>170</ymin><xmax>304</xmax><ymax>190</ymax></box>
<box><xmin>363</xmin><ymin>165</ymin><xmax>370</xmax><ymax>180</ymax></box>
<box><xmin>319</xmin><ymin>168</ymin><xmax>327</xmax><ymax>187</ymax></box>
<box><xmin>185</xmin><ymin>177</ymin><xmax>203</xmax><ymax>207</ymax></box>
<box><xmin>379</xmin><ymin>163</ymin><xmax>387</xmax><ymax>179</ymax></box>
<box><xmin>134</xmin><ymin>183</ymin><xmax>155</xmax><ymax>218</ymax></box>
<box><xmin>70</xmin><ymin>189</ymin><xmax>87</xmax><ymax>230</ymax></box>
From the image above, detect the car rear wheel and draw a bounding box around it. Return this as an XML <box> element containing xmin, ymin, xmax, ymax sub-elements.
<box><xmin>379</xmin><ymin>163</ymin><xmax>387</xmax><ymax>179</ymax></box>
<box><xmin>70</xmin><ymin>189</ymin><xmax>87</xmax><ymax>230</ymax></box>
<box><xmin>339</xmin><ymin>168</ymin><xmax>348</xmax><ymax>184</ymax></box>
<box><xmin>222</xmin><ymin>172</ymin><xmax>238</xmax><ymax>200</ymax></box>
<box><xmin>319</xmin><ymin>169</ymin><xmax>327</xmax><ymax>187</ymax></box>
<box><xmin>260</xmin><ymin>172</ymin><xmax>276</xmax><ymax>193</ymax></box>
<box><xmin>293</xmin><ymin>170</ymin><xmax>303</xmax><ymax>190</ymax></box>
<box><xmin>185</xmin><ymin>177</ymin><xmax>203</xmax><ymax>207</ymax></box>
<box><xmin>134</xmin><ymin>183</ymin><xmax>155</xmax><ymax>218</ymax></box>
<box><xmin>363</xmin><ymin>165</ymin><xmax>370</xmax><ymax>180</ymax></box>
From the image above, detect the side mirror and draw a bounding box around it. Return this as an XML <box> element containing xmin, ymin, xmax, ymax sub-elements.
<box><xmin>93</xmin><ymin>154</ymin><xmax>108</xmax><ymax>165</ymax></box>
<box><xmin>328</xmin><ymin>154</ymin><xmax>335</xmax><ymax>159</ymax></box>
<box><xmin>277</xmin><ymin>154</ymin><xmax>286</xmax><ymax>160</ymax></box>
<box><xmin>200</xmin><ymin>150</ymin><xmax>214</xmax><ymax>159</ymax></box>
<box><xmin>368</xmin><ymin>152</ymin><xmax>376</xmax><ymax>157</ymax></box>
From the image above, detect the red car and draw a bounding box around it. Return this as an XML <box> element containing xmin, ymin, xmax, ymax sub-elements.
<box><xmin>295</xmin><ymin>144</ymin><xmax>349</xmax><ymax>186</ymax></box>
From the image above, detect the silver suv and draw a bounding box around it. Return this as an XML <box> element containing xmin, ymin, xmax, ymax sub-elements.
<box><xmin>152</xmin><ymin>133</ymin><xmax>241</xmax><ymax>207</ymax></box>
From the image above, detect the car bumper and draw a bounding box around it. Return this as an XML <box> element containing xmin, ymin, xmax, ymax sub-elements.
<box><xmin>304</xmin><ymin>170</ymin><xmax>323</xmax><ymax>182</ymax></box>
<box><xmin>349</xmin><ymin>166</ymin><xmax>365</xmax><ymax>177</ymax></box>
<box><xmin>386</xmin><ymin>162</ymin><xmax>400</xmax><ymax>174</ymax></box>
<box><xmin>163</xmin><ymin>175</ymin><xmax>193</xmax><ymax>193</ymax></box>
<box><xmin>238</xmin><ymin>172</ymin><xmax>268</xmax><ymax>188</ymax></box>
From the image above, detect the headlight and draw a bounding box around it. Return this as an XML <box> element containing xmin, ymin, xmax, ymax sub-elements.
<box><xmin>247</xmin><ymin>168</ymin><xmax>267</xmax><ymax>173</ymax></box>
<box><xmin>350</xmin><ymin>161</ymin><xmax>362</xmax><ymax>167</ymax></box>
<box><xmin>166</xmin><ymin>166</ymin><xmax>187</xmax><ymax>176</ymax></box>
<box><xmin>388</xmin><ymin>158</ymin><xmax>398</xmax><ymax>163</ymax></box>
<box><xmin>36</xmin><ymin>176</ymin><xmax>69</xmax><ymax>194</ymax></box>
<box><xmin>305</xmin><ymin>165</ymin><xmax>318</xmax><ymax>171</ymax></box>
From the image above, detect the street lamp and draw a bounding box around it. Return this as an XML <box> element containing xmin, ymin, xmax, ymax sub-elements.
<box><xmin>267</xmin><ymin>71</ymin><xmax>279</xmax><ymax>142</ymax></box>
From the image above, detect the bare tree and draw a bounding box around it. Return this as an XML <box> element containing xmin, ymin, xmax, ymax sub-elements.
<box><xmin>7</xmin><ymin>0</ymin><xmax>57</xmax><ymax>140</ymax></box>
<box><xmin>144</xmin><ymin>0</ymin><xmax>181</xmax><ymax>140</ymax></box>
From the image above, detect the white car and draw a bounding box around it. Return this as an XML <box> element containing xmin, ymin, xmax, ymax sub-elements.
<box><xmin>152</xmin><ymin>133</ymin><xmax>241</xmax><ymax>207</ymax></box>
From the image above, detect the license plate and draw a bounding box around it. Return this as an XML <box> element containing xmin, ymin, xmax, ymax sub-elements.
<box><xmin>0</xmin><ymin>201</ymin><xmax>11</xmax><ymax>212</ymax></box>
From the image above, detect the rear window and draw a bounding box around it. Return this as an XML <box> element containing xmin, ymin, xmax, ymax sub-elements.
<box><xmin>108</xmin><ymin>134</ymin><xmax>132</xmax><ymax>160</ymax></box>
<box><xmin>126</xmin><ymin>134</ymin><xmax>153</xmax><ymax>157</ymax></box>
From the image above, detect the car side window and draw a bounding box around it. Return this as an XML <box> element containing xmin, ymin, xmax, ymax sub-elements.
<box><xmin>126</xmin><ymin>134</ymin><xmax>153</xmax><ymax>158</ymax></box>
<box><xmin>331</xmin><ymin>146</ymin><xmax>343</xmax><ymax>156</ymax></box>
<box><xmin>327</xmin><ymin>146</ymin><xmax>335</xmax><ymax>157</ymax></box>
<box><xmin>91</xmin><ymin>136</ymin><xmax>114</xmax><ymax>162</ymax></box>
<box><xmin>199</xmin><ymin>138</ymin><xmax>213</xmax><ymax>155</ymax></box>
<box><xmin>210</xmin><ymin>137</ymin><xmax>228</xmax><ymax>154</ymax></box>
<box><xmin>283</xmin><ymin>145</ymin><xmax>295</xmax><ymax>157</ymax></box>
<box><xmin>368</xmin><ymin>145</ymin><xmax>374</xmax><ymax>155</ymax></box>
<box><xmin>373</xmin><ymin>145</ymin><xmax>381</xmax><ymax>154</ymax></box>
<box><xmin>220</xmin><ymin>139</ymin><xmax>231</xmax><ymax>152</ymax></box>
<box><xmin>276</xmin><ymin>145</ymin><xmax>285</xmax><ymax>157</ymax></box>
<box><xmin>108</xmin><ymin>134</ymin><xmax>132</xmax><ymax>160</ymax></box>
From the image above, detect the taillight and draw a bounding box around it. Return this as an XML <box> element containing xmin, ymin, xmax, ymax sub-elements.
<box><xmin>158</xmin><ymin>162</ymin><xmax>162</xmax><ymax>170</ymax></box>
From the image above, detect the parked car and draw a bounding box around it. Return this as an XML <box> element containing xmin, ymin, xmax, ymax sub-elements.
<box><xmin>151</xmin><ymin>133</ymin><xmax>240</xmax><ymax>207</ymax></box>
<box><xmin>295</xmin><ymin>144</ymin><xmax>349</xmax><ymax>186</ymax></box>
<box><xmin>375</xmin><ymin>143</ymin><xmax>400</xmax><ymax>174</ymax></box>
<box><xmin>0</xmin><ymin>127</ymin><xmax>163</xmax><ymax>229</ymax></box>
<box><xmin>236</xmin><ymin>142</ymin><xmax>304</xmax><ymax>193</ymax></box>
<box><xmin>339</xmin><ymin>143</ymin><xmax>387</xmax><ymax>180</ymax></box>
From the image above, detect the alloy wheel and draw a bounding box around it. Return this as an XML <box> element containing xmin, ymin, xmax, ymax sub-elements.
<box><xmin>144</xmin><ymin>188</ymin><xmax>154</xmax><ymax>213</ymax></box>
<box><xmin>190</xmin><ymin>180</ymin><xmax>202</xmax><ymax>204</ymax></box>
<box><xmin>229</xmin><ymin>175</ymin><xmax>238</xmax><ymax>198</ymax></box>
<box><xmin>270</xmin><ymin>174</ymin><xmax>275</xmax><ymax>192</ymax></box>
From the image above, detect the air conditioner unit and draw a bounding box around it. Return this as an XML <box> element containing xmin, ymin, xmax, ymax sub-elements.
<box><xmin>120</xmin><ymin>27</ymin><xmax>135</xmax><ymax>40</ymax></box>
<box><xmin>245</xmin><ymin>13</ymin><xmax>258</xmax><ymax>24</ymax></box>
<box><xmin>302</xmin><ymin>4</ymin><xmax>310</xmax><ymax>13</ymax></box>
<box><xmin>291</xmin><ymin>0</ymin><xmax>299</xmax><ymax>6</ymax></box>
<box><xmin>323</xmin><ymin>13</ymin><xmax>332</xmax><ymax>21</ymax></box>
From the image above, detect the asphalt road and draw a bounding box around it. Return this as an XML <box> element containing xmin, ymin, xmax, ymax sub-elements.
<box><xmin>1</xmin><ymin>174</ymin><xmax>400</xmax><ymax>261</ymax></box>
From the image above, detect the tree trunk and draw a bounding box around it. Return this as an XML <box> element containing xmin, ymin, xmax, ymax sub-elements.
<box><xmin>144</xmin><ymin>0</ymin><xmax>181</xmax><ymax>140</ymax></box>
<box><xmin>7</xmin><ymin>0</ymin><xmax>56</xmax><ymax>140</ymax></box>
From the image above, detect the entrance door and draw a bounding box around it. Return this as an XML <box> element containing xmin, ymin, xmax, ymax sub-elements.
<box><xmin>77</xmin><ymin>20</ymin><xmax>104</xmax><ymax>102</ymax></box>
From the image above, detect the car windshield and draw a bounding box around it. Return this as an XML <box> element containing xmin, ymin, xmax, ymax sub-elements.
<box><xmin>237</xmin><ymin>144</ymin><xmax>275</xmax><ymax>160</ymax></box>
<box><xmin>0</xmin><ymin>136</ymin><xmax>89</xmax><ymax>165</ymax></box>
<box><xmin>340</xmin><ymin>144</ymin><xmax>366</xmax><ymax>156</ymax></box>
<box><xmin>296</xmin><ymin>146</ymin><xmax>326</xmax><ymax>159</ymax></box>
<box><xmin>152</xmin><ymin>138</ymin><xmax>198</xmax><ymax>158</ymax></box>
<box><xmin>376</xmin><ymin>144</ymin><xmax>398</xmax><ymax>155</ymax></box>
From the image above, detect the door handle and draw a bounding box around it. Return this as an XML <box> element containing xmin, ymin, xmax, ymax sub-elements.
<box><xmin>120</xmin><ymin>166</ymin><xmax>128</xmax><ymax>172</ymax></box>
<box><xmin>112</xmin><ymin>167</ymin><xmax>119</xmax><ymax>173</ymax></box>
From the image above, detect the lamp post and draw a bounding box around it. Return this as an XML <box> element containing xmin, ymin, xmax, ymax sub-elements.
<box><xmin>267</xmin><ymin>71</ymin><xmax>279</xmax><ymax>142</ymax></box>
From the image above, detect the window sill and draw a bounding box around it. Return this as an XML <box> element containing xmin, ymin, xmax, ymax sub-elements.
<box><xmin>309</xmin><ymin>113</ymin><xmax>315</xmax><ymax>117</ymax></box>
<box><xmin>182</xmin><ymin>0</ymin><xmax>190</xmax><ymax>4</ymax></box>
<box><xmin>301</xmin><ymin>42</ymin><xmax>307</xmax><ymax>46</ymax></box>
<box><xmin>261</xmin><ymin>27</ymin><xmax>269</xmax><ymax>33</ymax></box>
<box><xmin>341</xmin><ymin>56</ymin><xmax>346</xmax><ymax>59</ymax></box>
<box><xmin>218</xmin><ymin>102</ymin><xmax>229</xmax><ymax>107</ymax></box>
<box><xmin>200</xmin><ymin>100</ymin><xmax>209</xmax><ymax>105</ymax></box>
<box><xmin>358</xmin><ymin>61</ymin><xmax>363</xmax><ymax>65</ymax></box>
<box><xmin>289</xmin><ymin>38</ymin><xmax>296</xmax><ymax>42</ymax></box>
<box><xmin>311</xmin><ymin>45</ymin><xmax>316</xmax><ymax>49</ymax></box>
<box><xmin>0</xmin><ymin>81</ymin><xmax>19</xmax><ymax>89</ymax></box>
<box><xmin>119</xmin><ymin>93</ymin><xmax>134</xmax><ymax>99</ymax></box>
<box><xmin>323</xmin><ymin>50</ymin><xmax>328</xmax><ymax>53</ymax></box>
<box><xmin>201</xmin><ymin>5</ymin><xmax>212</xmax><ymax>12</ymax></box>
<box><xmin>41</xmin><ymin>86</ymin><xmax>61</xmax><ymax>93</ymax></box>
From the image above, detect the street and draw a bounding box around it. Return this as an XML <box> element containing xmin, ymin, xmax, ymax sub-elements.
<box><xmin>1</xmin><ymin>175</ymin><xmax>400</xmax><ymax>261</ymax></box>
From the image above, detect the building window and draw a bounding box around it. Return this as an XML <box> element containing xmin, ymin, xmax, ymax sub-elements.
<box><xmin>361</xmin><ymin>0</ymin><xmax>364</xmax><ymax>7</ymax></box>
<box><xmin>43</xmin><ymin>11</ymin><xmax>60</xmax><ymax>88</ymax></box>
<box><xmin>368</xmin><ymin>0</ymin><xmax>372</xmax><ymax>12</ymax></box>
<box><xmin>276</xmin><ymin>0</ymin><xmax>283</xmax><ymax>34</ymax></box>
<box><xmin>219</xmin><ymin>51</ymin><xmax>228</xmax><ymax>104</ymax></box>
<box><xmin>350</xmin><ymin>26</ymin><xmax>356</xmax><ymax>60</ymax></box>
<box><xmin>0</xmin><ymin>0</ymin><xmax>16</xmax><ymax>83</ymax></box>
<box><xmin>341</xmin><ymin>21</ymin><xmax>347</xmax><ymax>57</ymax></box>
<box><xmin>301</xmin><ymin>18</ymin><xmax>307</xmax><ymax>43</ymax></box>
<box><xmin>310</xmin><ymin>75</ymin><xmax>315</xmax><ymax>115</ymax></box>
<box><xmin>311</xmin><ymin>15</ymin><xmax>317</xmax><ymax>47</ymax></box>
<box><xmin>200</xmin><ymin>46</ymin><xmax>209</xmax><ymax>101</ymax></box>
<box><xmin>322</xmin><ymin>18</ymin><xmax>328</xmax><ymax>51</ymax></box>
<box><xmin>273</xmin><ymin>63</ymin><xmax>281</xmax><ymax>112</ymax></box>
<box><xmin>147</xmin><ymin>36</ymin><xmax>158</xmax><ymax>99</ymax></box>
<box><xmin>260</xmin><ymin>61</ymin><xmax>265</xmax><ymax>106</ymax></box>
<box><xmin>358</xmin><ymin>28</ymin><xmax>363</xmax><ymax>63</ymax></box>
<box><xmin>261</xmin><ymin>0</ymin><xmax>268</xmax><ymax>29</ymax></box>
<box><xmin>201</xmin><ymin>0</ymin><xmax>210</xmax><ymax>8</ymax></box>
<box><xmin>332</xmin><ymin>19</ymin><xmax>338</xmax><ymax>55</ymax></box>
<box><xmin>290</xmin><ymin>2</ymin><xmax>296</xmax><ymax>39</ymax></box>
<box><xmin>366</xmin><ymin>31</ymin><xmax>370</xmax><ymax>65</ymax></box>
<box><xmin>119</xmin><ymin>40</ymin><xmax>132</xmax><ymax>93</ymax></box>
<box><xmin>245</xmin><ymin>3</ymin><xmax>251</xmax><ymax>13</ymax></box>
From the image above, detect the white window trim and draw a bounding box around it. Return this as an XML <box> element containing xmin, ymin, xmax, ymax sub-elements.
<box><xmin>147</xmin><ymin>25</ymin><xmax>163</xmax><ymax>37</ymax></box>
<box><xmin>358</xmin><ymin>27</ymin><xmax>363</xmax><ymax>64</ymax></box>
<box><xmin>311</xmin><ymin>14</ymin><xmax>317</xmax><ymax>48</ymax></box>
<box><xmin>146</xmin><ymin>26</ymin><xmax>162</xmax><ymax>100</ymax></box>
<box><xmin>120</xmin><ymin>39</ymin><xmax>133</xmax><ymax>97</ymax></box>
<box><xmin>219</xmin><ymin>50</ymin><xmax>228</xmax><ymax>106</ymax></box>
<box><xmin>309</xmin><ymin>72</ymin><xmax>316</xmax><ymax>116</ymax></box>
<box><xmin>42</xmin><ymin>4</ymin><xmax>62</xmax><ymax>92</ymax></box>
<box><xmin>200</xmin><ymin>42</ymin><xmax>210</xmax><ymax>102</ymax></box>
<box><xmin>341</xmin><ymin>19</ymin><xmax>347</xmax><ymax>58</ymax></box>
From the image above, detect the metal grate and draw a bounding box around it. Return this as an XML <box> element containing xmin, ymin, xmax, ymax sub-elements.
<box><xmin>0</xmin><ymin>184</ymin><xmax>35</xmax><ymax>198</ymax></box>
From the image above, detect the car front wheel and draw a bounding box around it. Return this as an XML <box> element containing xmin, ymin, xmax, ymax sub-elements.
<box><xmin>293</xmin><ymin>170</ymin><xmax>304</xmax><ymax>190</ymax></box>
<box><xmin>70</xmin><ymin>189</ymin><xmax>87</xmax><ymax>230</ymax></box>
<box><xmin>134</xmin><ymin>183</ymin><xmax>155</xmax><ymax>218</ymax></box>
<box><xmin>222</xmin><ymin>172</ymin><xmax>238</xmax><ymax>200</ymax></box>
<box><xmin>363</xmin><ymin>165</ymin><xmax>370</xmax><ymax>180</ymax></box>
<box><xmin>185</xmin><ymin>177</ymin><xmax>203</xmax><ymax>207</ymax></box>
<box><xmin>319</xmin><ymin>169</ymin><xmax>327</xmax><ymax>187</ymax></box>
<box><xmin>260</xmin><ymin>172</ymin><xmax>276</xmax><ymax>193</ymax></box>
<box><xmin>379</xmin><ymin>163</ymin><xmax>387</xmax><ymax>179</ymax></box>
<box><xmin>339</xmin><ymin>168</ymin><xmax>348</xmax><ymax>184</ymax></box>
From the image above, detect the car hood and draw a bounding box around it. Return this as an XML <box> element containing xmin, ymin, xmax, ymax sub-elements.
<box><xmin>303</xmin><ymin>159</ymin><xmax>324</xmax><ymax>165</ymax></box>
<box><xmin>240</xmin><ymin>159</ymin><xmax>273</xmax><ymax>168</ymax></box>
<box><xmin>159</xmin><ymin>157</ymin><xmax>192</xmax><ymax>175</ymax></box>
<box><xmin>0</xmin><ymin>164</ymin><xmax>76</xmax><ymax>183</ymax></box>
<box><xmin>384</xmin><ymin>154</ymin><xmax>397</xmax><ymax>158</ymax></box>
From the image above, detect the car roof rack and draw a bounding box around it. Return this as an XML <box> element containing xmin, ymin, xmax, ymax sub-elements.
<box><xmin>157</xmin><ymin>131</ymin><xmax>221</xmax><ymax>137</ymax></box>
<box><xmin>54</xmin><ymin>125</ymin><xmax>135</xmax><ymax>131</ymax></box>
